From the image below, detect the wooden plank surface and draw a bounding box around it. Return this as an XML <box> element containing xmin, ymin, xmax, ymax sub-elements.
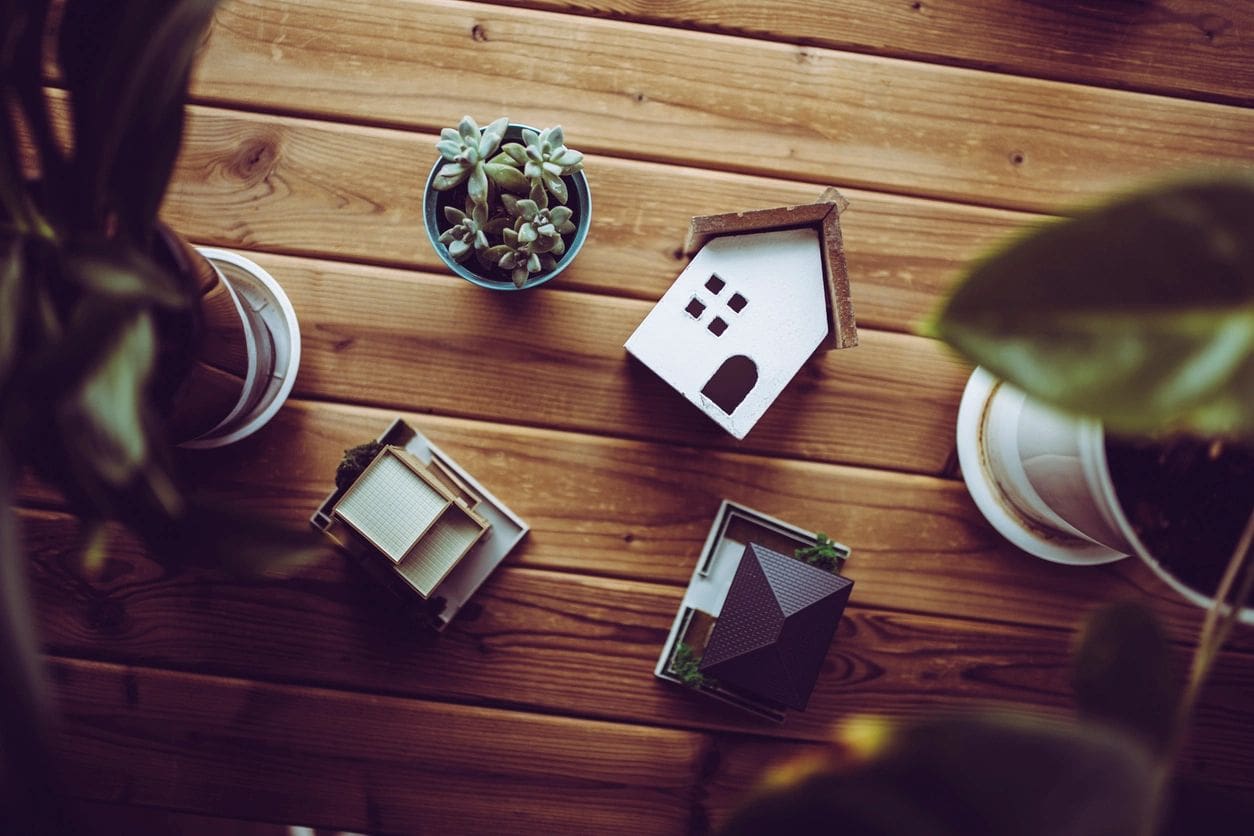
<box><xmin>28</xmin><ymin>512</ymin><xmax>1254</xmax><ymax>793</ymax></box>
<box><xmin>21</xmin><ymin>399</ymin><xmax>1253</xmax><ymax>653</ymax></box>
<box><xmin>224</xmin><ymin>251</ymin><xmax>970</xmax><ymax>474</ymax></box>
<box><xmin>476</xmin><ymin>0</ymin><xmax>1254</xmax><ymax>106</ymax></box>
<box><xmin>163</xmin><ymin>103</ymin><xmax>1034</xmax><ymax>334</ymax></box>
<box><xmin>195</xmin><ymin>0</ymin><xmax>1254</xmax><ymax>213</ymax></box>
<box><xmin>49</xmin><ymin>657</ymin><xmax>788</xmax><ymax>834</ymax></box>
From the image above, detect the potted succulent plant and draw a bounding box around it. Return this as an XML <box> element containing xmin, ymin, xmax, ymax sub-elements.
<box><xmin>931</xmin><ymin>175</ymin><xmax>1253</xmax><ymax>623</ymax></box>
<box><xmin>1</xmin><ymin>2</ymin><xmax>319</xmax><ymax>831</ymax></box>
<box><xmin>422</xmin><ymin>116</ymin><xmax>591</xmax><ymax>290</ymax></box>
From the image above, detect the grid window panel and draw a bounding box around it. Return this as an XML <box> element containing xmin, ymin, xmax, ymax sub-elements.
<box><xmin>335</xmin><ymin>454</ymin><xmax>448</xmax><ymax>562</ymax></box>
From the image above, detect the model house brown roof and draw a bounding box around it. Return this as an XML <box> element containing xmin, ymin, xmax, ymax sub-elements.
<box><xmin>698</xmin><ymin>542</ymin><xmax>853</xmax><ymax>710</ymax></box>
<box><xmin>683</xmin><ymin>188</ymin><xmax>857</xmax><ymax>351</ymax></box>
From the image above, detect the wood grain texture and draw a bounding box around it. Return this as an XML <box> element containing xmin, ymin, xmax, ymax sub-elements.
<box><xmin>194</xmin><ymin>0</ymin><xmax>1254</xmax><ymax>213</ymax></box>
<box><xmin>18</xmin><ymin>398</ymin><xmax>1252</xmax><ymax>653</ymax></box>
<box><xmin>476</xmin><ymin>0</ymin><xmax>1254</xmax><ymax>106</ymax></box>
<box><xmin>28</xmin><ymin>513</ymin><xmax>1254</xmax><ymax>792</ymax></box>
<box><xmin>218</xmin><ymin>250</ymin><xmax>970</xmax><ymax>474</ymax></box>
<box><xmin>161</xmin><ymin>104</ymin><xmax>1035</xmax><ymax>333</ymax></box>
<box><xmin>49</xmin><ymin>657</ymin><xmax>789</xmax><ymax>834</ymax></box>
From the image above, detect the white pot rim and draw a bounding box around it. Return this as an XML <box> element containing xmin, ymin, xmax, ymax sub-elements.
<box><xmin>957</xmin><ymin>367</ymin><xmax>1126</xmax><ymax>565</ymax></box>
<box><xmin>179</xmin><ymin>248</ymin><xmax>301</xmax><ymax>449</ymax></box>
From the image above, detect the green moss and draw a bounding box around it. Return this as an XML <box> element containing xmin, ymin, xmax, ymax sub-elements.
<box><xmin>671</xmin><ymin>641</ymin><xmax>709</xmax><ymax>688</ymax></box>
<box><xmin>335</xmin><ymin>441</ymin><xmax>385</xmax><ymax>491</ymax></box>
<box><xmin>795</xmin><ymin>533</ymin><xmax>843</xmax><ymax>574</ymax></box>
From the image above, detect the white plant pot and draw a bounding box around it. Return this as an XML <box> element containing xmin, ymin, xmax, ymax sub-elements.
<box><xmin>179</xmin><ymin>248</ymin><xmax>301</xmax><ymax>449</ymax></box>
<box><xmin>957</xmin><ymin>367</ymin><xmax>1253</xmax><ymax>623</ymax></box>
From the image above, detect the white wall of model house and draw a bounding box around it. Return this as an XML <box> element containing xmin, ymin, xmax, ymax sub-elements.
<box><xmin>624</xmin><ymin>227</ymin><xmax>830</xmax><ymax>439</ymax></box>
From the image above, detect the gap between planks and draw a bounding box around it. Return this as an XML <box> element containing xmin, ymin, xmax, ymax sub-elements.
<box><xmin>193</xmin><ymin>0</ymin><xmax>1254</xmax><ymax>216</ymax></box>
<box><xmin>464</xmin><ymin>0</ymin><xmax>1254</xmax><ymax>107</ymax></box>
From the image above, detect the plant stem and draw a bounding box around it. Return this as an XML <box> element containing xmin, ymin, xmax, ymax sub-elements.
<box><xmin>1147</xmin><ymin>504</ymin><xmax>1254</xmax><ymax>833</ymax></box>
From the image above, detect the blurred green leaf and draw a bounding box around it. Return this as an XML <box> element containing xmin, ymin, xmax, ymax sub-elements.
<box><xmin>0</xmin><ymin>235</ymin><xmax>23</xmax><ymax>385</ymax></box>
<box><xmin>931</xmin><ymin>176</ymin><xmax>1254</xmax><ymax>437</ymax></box>
<box><xmin>146</xmin><ymin>498</ymin><xmax>331</xmax><ymax>575</ymax></box>
<box><xmin>722</xmin><ymin>713</ymin><xmax>1158</xmax><ymax>836</ymax></box>
<box><xmin>61</xmin><ymin>244</ymin><xmax>191</xmax><ymax>309</ymax></box>
<box><xmin>59</xmin><ymin>0</ymin><xmax>220</xmax><ymax>240</ymax></box>
<box><xmin>58</xmin><ymin>311</ymin><xmax>156</xmax><ymax>487</ymax></box>
<box><xmin>1073</xmin><ymin>602</ymin><xmax>1178</xmax><ymax>752</ymax></box>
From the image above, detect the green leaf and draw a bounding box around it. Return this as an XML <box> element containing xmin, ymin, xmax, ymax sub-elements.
<box><xmin>467</xmin><ymin>165</ymin><xmax>489</xmax><ymax>205</ymax></box>
<box><xmin>931</xmin><ymin>176</ymin><xmax>1254</xmax><ymax>437</ymax></box>
<box><xmin>60</xmin><ymin>0</ymin><xmax>222</xmax><ymax>242</ymax></box>
<box><xmin>521</xmin><ymin>128</ymin><xmax>539</xmax><ymax>147</ymax></box>
<box><xmin>0</xmin><ymin>235</ymin><xmax>25</xmax><ymax>385</ymax></box>
<box><xmin>542</xmin><ymin>170</ymin><xmax>568</xmax><ymax>204</ymax></box>
<box><xmin>722</xmin><ymin>713</ymin><xmax>1158</xmax><ymax>836</ymax></box>
<box><xmin>61</xmin><ymin>245</ymin><xmax>191</xmax><ymax>309</ymax></box>
<box><xmin>433</xmin><ymin>162</ymin><xmax>469</xmax><ymax>191</ymax></box>
<box><xmin>550</xmin><ymin>206</ymin><xmax>573</xmax><ymax>227</ymax></box>
<box><xmin>1073</xmin><ymin>602</ymin><xmax>1178</xmax><ymax>752</ymax></box>
<box><xmin>484</xmin><ymin>162</ymin><xmax>529</xmax><ymax>194</ymax></box>
<box><xmin>457</xmin><ymin>116</ymin><xmax>479</xmax><ymax>145</ymax></box>
<box><xmin>514</xmin><ymin>199</ymin><xmax>539</xmax><ymax>220</ymax></box>
<box><xmin>436</xmin><ymin>139</ymin><xmax>463</xmax><ymax>160</ymax></box>
<box><xmin>447</xmin><ymin>238</ymin><xmax>470</xmax><ymax>261</ymax></box>
<box><xmin>443</xmin><ymin>206</ymin><xmax>467</xmax><ymax>225</ymax></box>
<box><xmin>500</xmin><ymin>143</ymin><xmax>528</xmax><ymax>165</ymax></box>
<box><xmin>512</xmin><ymin>266</ymin><xmax>529</xmax><ymax>288</ymax></box>
<box><xmin>554</xmin><ymin>148</ymin><xmax>584</xmax><ymax>170</ymax></box>
<box><xmin>478</xmin><ymin>116</ymin><xmax>508</xmax><ymax>158</ymax></box>
<box><xmin>58</xmin><ymin>311</ymin><xmax>156</xmax><ymax>487</ymax></box>
<box><xmin>518</xmin><ymin>224</ymin><xmax>537</xmax><ymax>245</ymax></box>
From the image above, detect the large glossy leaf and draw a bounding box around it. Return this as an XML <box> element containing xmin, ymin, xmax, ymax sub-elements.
<box><xmin>57</xmin><ymin>311</ymin><xmax>156</xmax><ymax>487</ymax></box>
<box><xmin>59</xmin><ymin>0</ymin><xmax>220</xmax><ymax>240</ymax></box>
<box><xmin>930</xmin><ymin>177</ymin><xmax>1254</xmax><ymax>437</ymax></box>
<box><xmin>722</xmin><ymin>713</ymin><xmax>1158</xmax><ymax>836</ymax></box>
<box><xmin>0</xmin><ymin>235</ymin><xmax>23</xmax><ymax>386</ymax></box>
<box><xmin>1072</xmin><ymin>602</ymin><xmax>1178</xmax><ymax>752</ymax></box>
<box><xmin>61</xmin><ymin>244</ymin><xmax>191</xmax><ymax>309</ymax></box>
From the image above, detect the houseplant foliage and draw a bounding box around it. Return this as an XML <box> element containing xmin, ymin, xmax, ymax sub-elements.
<box><xmin>431</xmin><ymin>115</ymin><xmax>584</xmax><ymax>287</ymax></box>
<box><xmin>1</xmin><ymin>1</ymin><xmax>322</xmax><ymax>831</ymax></box>
<box><xmin>930</xmin><ymin>176</ymin><xmax>1253</xmax><ymax>438</ymax></box>
<box><xmin>722</xmin><ymin>602</ymin><xmax>1250</xmax><ymax>836</ymax></box>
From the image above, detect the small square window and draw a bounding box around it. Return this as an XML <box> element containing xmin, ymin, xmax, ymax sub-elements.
<box><xmin>685</xmin><ymin>297</ymin><xmax>706</xmax><ymax>318</ymax></box>
<box><xmin>705</xmin><ymin>274</ymin><xmax>725</xmax><ymax>294</ymax></box>
<box><xmin>708</xmin><ymin>316</ymin><xmax>728</xmax><ymax>336</ymax></box>
<box><xmin>728</xmin><ymin>292</ymin><xmax>748</xmax><ymax>313</ymax></box>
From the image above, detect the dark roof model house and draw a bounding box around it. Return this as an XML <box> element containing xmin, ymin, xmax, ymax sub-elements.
<box><xmin>700</xmin><ymin>543</ymin><xmax>853</xmax><ymax>710</ymax></box>
<box><xmin>624</xmin><ymin>189</ymin><xmax>858</xmax><ymax>439</ymax></box>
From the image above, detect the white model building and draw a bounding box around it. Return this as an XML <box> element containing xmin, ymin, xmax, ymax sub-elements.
<box><xmin>624</xmin><ymin>190</ymin><xmax>857</xmax><ymax>439</ymax></box>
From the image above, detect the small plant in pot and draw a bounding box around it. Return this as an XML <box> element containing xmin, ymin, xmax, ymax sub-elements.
<box><xmin>930</xmin><ymin>175</ymin><xmax>1253</xmax><ymax>626</ymax></box>
<box><xmin>423</xmin><ymin>116</ymin><xmax>591</xmax><ymax>290</ymax></box>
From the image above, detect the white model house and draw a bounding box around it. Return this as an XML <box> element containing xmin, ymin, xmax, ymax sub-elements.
<box><xmin>624</xmin><ymin>190</ymin><xmax>857</xmax><ymax>439</ymax></box>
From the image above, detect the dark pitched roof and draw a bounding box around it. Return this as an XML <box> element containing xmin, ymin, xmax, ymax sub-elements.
<box><xmin>682</xmin><ymin>188</ymin><xmax>858</xmax><ymax>352</ymax></box>
<box><xmin>699</xmin><ymin>542</ymin><xmax>853</xmax><ymax>710</ymax></box>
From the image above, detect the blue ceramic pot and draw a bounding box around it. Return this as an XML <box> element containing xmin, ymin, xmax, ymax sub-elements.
<box><xmin>423</xmin><ymin>123</ymin><xmax>591</xmax><ymax>291</ymax></box>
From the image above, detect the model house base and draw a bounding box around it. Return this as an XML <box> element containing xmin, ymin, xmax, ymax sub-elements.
<box><xmin>654</xmin><ymin>501</ymin><xmax>853</xmax><ymax>721</ymax></box>
<box><xmin>311</xmin><ymin>419</ymin><xmax>529</xmax><ymax>632</ymax></box>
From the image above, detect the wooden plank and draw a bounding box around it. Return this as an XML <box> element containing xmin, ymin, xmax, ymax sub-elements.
<box><xmin>68</xmin><ymin>801</ymin><xmax>288</xmax><ymax>836</ymax></box>
<box><xmin>19</xmin><ymin>397</ymin><xmax>1248</xmax><ymax>650</ymax></box>
<box><xmin>48</xmin><ymin>657</ymin><xmax>787</xmax><ymax>834</ymax></box>
<box><xmin>476</xmin><ymin>0</ymin><xmax>1254</xmax><ymax>106</ymax></box>
<box><xmin>215</xmin><ymin>250</ymin><xmax>969</xmax><ymax>474</ymax></box>
<box><xmin>30</xmin><ymin>518</ymin><xmax>1254</xmax><ymax>792</ymax></box>
<box><xmin>195</xmin><ymin>0</ymin><xmax>1254</xmax><ymax>213</ymax></box>
<box><xmin>160</xmin><ymin>103</ymin><xmax>1033</xmax><ymax>333</ymax></box>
